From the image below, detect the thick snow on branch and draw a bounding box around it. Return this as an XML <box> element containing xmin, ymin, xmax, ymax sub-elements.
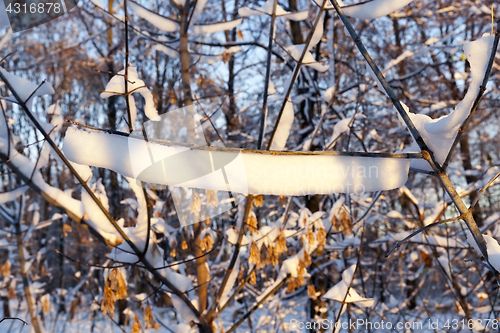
<box><xmin>323</xmin><ymin>264</ymin><xmax>375</xmax><ymax>306</ymax></box>
<box><xmin>191</xmin><ymin>19</ymin><xmax>242</xmax><ymax>35</ymax></box>
<box><xmin>63</xmin><ymin>127</ymin><xmax>410</xmax><ymax>195</ymax></box>
<box><xmin>0</xmin><ymin>186</ymin><xmax>28</xmax><ymax>204</ymax></box>
<box><xmin>189</xmin><ymin>0</ymin><xmax>207</xmax><ymax>26</ymax></box>
<box><xmin>0</xmin><ymin>138</ymin><xmax>84</xmax><ymax>221</ymax></box>
<box><xmin>485</xmin><ymin>235</ymin><xmax>500</xmax><ymax>272</ymax></box>
<box><xmin>195</xmin><ymin>46</ymin><xmax>242</xmax><ymax>65</ymax></box>
<box><xmin>270</xmin><ymin>100</ymin><xmax>294</xmax><ymax>150</ymax></box>
<box><xmin>0</xmin><ymin>68</ymin><xmax>54</xmax><ymax>110</ymax></box>
<box><xmin>326</xmin><ymin>116</ymin><xmax>353</xmax><ymax>149</ymax></box>
<box><xmin>339</xmin><ymin>0</ymin><xmax>414</xmax><ymax>20</ymax></box>
<box><xmin>129</xmin><ymin>0</ymin><xmax>240</xmax><ymax>36</ymax></box>
<box><xmin>285</xmin><ymin>45</ymin><xmax>329</xmax><ymax>72</ymax></box>
<box><xmin>100</xmin><ymin>65</ymin><xmax>159</xmax><ymax>125</ymax></box>
<box><xmin>285</xmin><ymin>13</ymin><xmax>329</xmax><ymax>72</ymax></box>
<box><xmin>154</xmin><ymin>44</ymin><xmax>179</xmax><ymax>57</ymax></box>
<box><xmin>81</xmin><ymin>180</ymin><xmax>121</xmax><ymax>242</ymax></box>
<box><xmin>219</xmin><ymin>255</ymin><xmax>241</xmax><ymax>307</ymax></box>
<box><xmin>128</xmin><ymin>1</ymin><xmax>179</xmax><ymax>32</ymax></box>
<box><xmin>406</xmin><ymin>34</ymin><xmax>495</xmax><ymax>169</ymax></box>
<box><xmin>239</xmin><ymin>0</ymin><xmax>308</xmax><ymax>21</ymax></box>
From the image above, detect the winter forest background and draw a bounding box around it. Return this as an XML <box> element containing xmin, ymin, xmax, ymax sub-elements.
<box><xmin>1</xmin><ymin>0</ymin><xmax>500</xmax><ymax>332</ymax></box>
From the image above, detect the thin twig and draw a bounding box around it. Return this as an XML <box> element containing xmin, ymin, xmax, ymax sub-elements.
<box><xmin>0</xmin><ymin>70</ymin><xmax>210</xmax><ymax>331</ymax></box>
<box><xmin>442</xmin><ymin>20</ymin><xmax>500</xmax><ymax>169</ymax></box>
<box><xmin>0</xmin><ymin>317</ymin><xmax>28</xmax><ymax>325</ymax></box>
<box><xmin>257</xmin><ymin>0</ymin><xmax>279</xmax><ymax>149</ymax></box>
<box><xmin>123</xmin><ymin>0</ymin><xmax>133</xmax><ymax>132</ymax></box>
<box><xmin>386</xmin><ymin>215</ymin><xmax>464</xmax><ymax>257</ymax></box>
<box><xmin>218</xmin><ymin>264</ymin><xmax>256</xmax><ymax>314</ymax></box>
<box><xmin>266</xmin><ymin>0</ymin><xmax>329</xmax><ymax>150</ymax></box>
<box><xmin>207</xmin><ymin>195</ymin><xmax>254</xmax><ymax>321</ymax></box>
<box><xmin>329</xmin><ymin>0</ymin><xmax>438</xmax><ymax>168</ymax></box>
<box><xmin>139</xmin><ymin>185</ymin><xmax>151</xmax><ymax>259</ymax></box>
<box><xmin>470</xmin><ymin>169</ymin><xmax>500</xmax><ymax>209</ymax></box>
<box><xmin>333</xmin><ymin>226</ymin><xmax>366</xmax><ymax>333</ymax></box>
<box><xmin>330</xmin><ymin>0</ymin><xmax>500</xmax><ymax>285</ymax></box>
<box><xmin>225</xmin><ymin>277</ymin><xmax>288</xmax><ymax>333</ymax></box>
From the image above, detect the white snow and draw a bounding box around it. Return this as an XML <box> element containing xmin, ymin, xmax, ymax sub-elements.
<box><xmin>423</xmin><ymin>201</ymin><xmax>446</xmax><ymax>226</ymax></box>
<box><xmin>0</xmin><ymin>67</ymin><xmax>55</xmax><ymax>110</ymax></box>
<box><xmin>309</xmin><ymin>13</ymin><xmax>324</xmax><ymax>48</ymax></box>
<box><xmin>239</xmin><ymin>0</ymin><xmax>308</xmax><ymax>21</ymax></box>
<box><xmin>170</xmin><ymin>295</ymin><xmax>199</xmax><ymax>324</ymax></box>
<box><xmin>375</xmin><ymin>231</ymin><xmax>468</xmax><ymax>249</ymax></box>
<box><xmin>128</xmin><ymin>1</ymin><xmax>179</xmax><ymax>32</ymax></box>
<box><xmin>0</xmin><ymin>186</ymin><xmax>28</xmax><ymax>204</ymax></box>
<box><xmin>36</xmin><ymin>142</ymin><xmax>50</xmax><ymax>170</ymax></box>
<box><xmin>225</xmin><ymin>228</ymin><xmax>250</xmax><ymax>246</ymax></box>
<box><xmin>170</xmin><ymin>0</ymin><xmax>186</xmax><ymax>7</ymax></box>
<box><xmin>268</xmin><ymin>80</ymin><xmax>277</xmax><ymax>95</ymax></box>
<box><xmin>326</xmin><ymin>117</ymin><xmax>352</xmax><ymax>149</ymax></box>
<box><xmin>100</xmin><ymin>65</ymin><xmax>159</xmax><ymax>126</ymax></box>
<box><xmin>219</xmin><ymin>255</ymin><xmax>241</xmax><ymax>307</ymax></box>
<box><xmin>47</xmin><ymin>103</ymin><xmax>64</xmax><ymax>131</ymax></box>
<box><xmin>323</xmin><ymin>264</ymin><xmax>375</xmax><ymax>306</ymax></box>
<box><xmin>189</xmin><ymin>0</ymin><xmax>207</xmax><ymax>27</ymax></box>
<box><xmin>323</xmin><ymin>86</ymin><xmax>335</xmax><ymax>102</ymax></box>
<box><xmin>386</xmin><ymin>210</ymin><xmax>404</xmax><ymax>219</ymax></box>
<box><xmin>285</xmin><ymin>45</ymin><xmax>329</xmax><ymax>72</ymax></box>
<box><xmin>191</xmin><ymin>19</ymin><xmax>242</xmax><ymax>35</ymax></box>
<box><xmin>196</xmin><ymin>46</ymin><xmax>242</xmax><ymax>65</ymax></box>
<box><xmin>0</xmin><ymin>138</ymin><xmax>84</xmax><ymax>221</ymax></box>
<box><xmin>123</xmin><ymin>177</ymin><xmax>148</xmax><ymax>242</ymax></box>
<box><xmin>484</xmin><ymin>235</ymin><xmax>500</xmax><ymax>272</ymax></box>
<box><xmin>406</xmin><ymin>35</ymin><xmax>495</xmax><ymax>169</ymax></box>
<box><xmin>88</xmin><ymin>0</ymin><xmax>105</xmax><ymax>10</ymax></box>
<box><xmin>284</xmin><ymin>13</ymin><xmax>329</xmax><ymax>72</ymax></box>
<box><xmin>69</xmin><ymin>161</ymin><xmax>93</xmax><ymax>182</ymax></box>
<box><xmin>340</xmin><ymin>0</ymin><xmax>414</xmax><ymax>20</ymax></box>
<box><xmin>154</xmin><ymin>44</ymin><xmax>179</xmax><ymax>57</ymax></box>
<box><xmin>270</xmin><ymin>100</ymin><xmax>294</xmax><ymax>150</ymax></box>
<box><xmin>81</xmin><ymin>180</ymin><xmax>123</xmax><ymax>245</ymax></box>
<box><xmin>63</xmin><ymin>127</ymin><xmax>411</xmax><ymax>195</ymax></box>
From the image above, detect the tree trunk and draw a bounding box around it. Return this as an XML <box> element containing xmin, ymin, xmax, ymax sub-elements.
<box><xmin>15</xmin><ymin>217</ymin><xmax>42</xmax><ymax>333</ymax></box>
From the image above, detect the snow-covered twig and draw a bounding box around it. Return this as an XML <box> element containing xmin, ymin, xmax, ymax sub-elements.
<box><xmin>469</xmin><ymin>169</ymin><xmax>500</xmax><ymax>210</ymax></box>
<box><xmin>225</xmin><ymin>277</ymin><xmax>287</xmax><ymax>333</ymax></box>
<box><xmin>207</xmin><ymin>195</ymin><xmax>254</xmax><ymax>321</ymax></box>
<box><xmin>0</xmin><ymin>317</ymin><xmax>27</xmax><ymax>325</ymax></box>
<box><xmin>330</xmin><ymin>0</ymin><xmax>500</xmax><ymax>285</ymax></box>
<box><xmin>442</xmin><ymin>20</ymin><xmax>500</xmax><ymax>169</ymax></box>
<box><xmin>12</xmin><ymin>198</ymin><xmax>42</xmax><ymax>333</ymax></box>
<box><xmin>67</xmin><ymin>119</ymin><xmax>423</xmax><ymax>158</ymax></box>
<box><xmin>386</xmin><ymin>215</ymin><xmax>464</xmax><ymax>257</ymax></box>
<box><xmin>257</xmin><ymin>0</ymin><xmax>279</xmax><ymax>149</ymax></box>
<box><xmin>266</xmin><ymin>0</ymin><xmax>330</xmax><ymax>150</ymax></box>
<box><xmin>123</xmin><ymin>0</ymin><xmax>134</xmax><ymax>132</ymax></box>
<box><xmin>0</xmin><ymin>69</ymin><xmax>210</xmax><ymax>332</ymax></box>
<box><xmin>329</xmin><ymin>0</ymin><xmax>436</xmax><ymax>166</ymax></box>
